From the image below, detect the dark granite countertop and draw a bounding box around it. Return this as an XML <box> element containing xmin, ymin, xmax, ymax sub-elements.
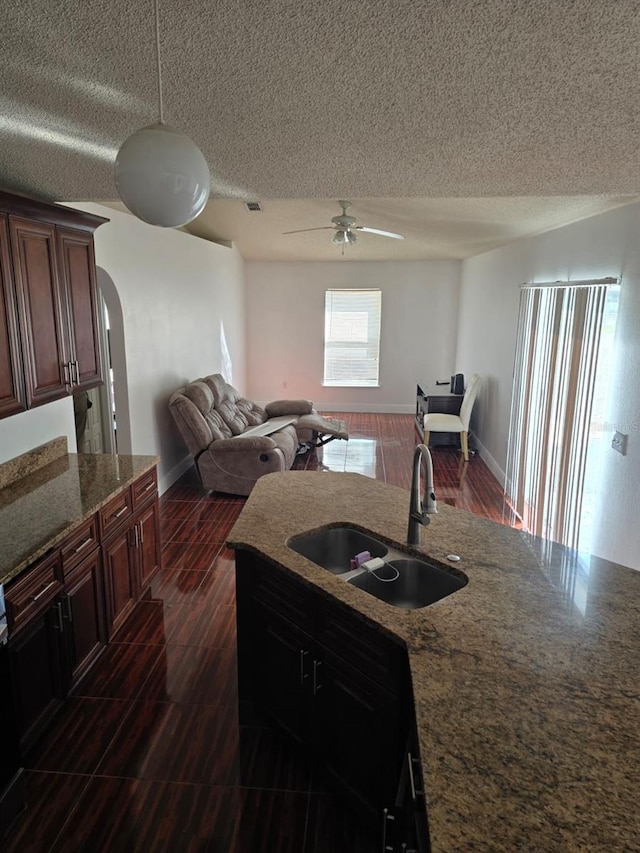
<box><xmin>0</xmin><ymin>446</ymin><xmax>158</xmax><ymax>586</ymax></box>
<box><xmin>228</xmin><ymin>470</ymin><xmax>640</xmax><ymax>853</ymax></box>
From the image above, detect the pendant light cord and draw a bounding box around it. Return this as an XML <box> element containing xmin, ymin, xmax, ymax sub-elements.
<box><xmin>154</xmin><ymin>0</ymin><xmax>164</xmax><ymax>124</ymax></box>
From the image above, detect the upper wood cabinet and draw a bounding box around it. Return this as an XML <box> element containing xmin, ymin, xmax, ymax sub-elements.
<box><xmin>11</xmin><ymin>216</ymin><xmax>69</xmax><ymax>406</ymax></box>
<box><xmin>0</xmin><ymin>216</ymin><xmax>26</xmax><ymax>417</ymax></box>
<box><xmin>0</xmin><ymin>190</ymin><xmax>107</xmax><ymax>416</ymax></box>
<box><xmin>56</xmin><ymin>227</ymin><xmax>103</xmax><ymax>392</ymax></box>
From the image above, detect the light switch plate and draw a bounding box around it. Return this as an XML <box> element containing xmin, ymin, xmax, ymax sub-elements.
<box><xmin>611</xmin><ymin>431</ymin><xmax>628</xmax><ymax>455</ymax></box>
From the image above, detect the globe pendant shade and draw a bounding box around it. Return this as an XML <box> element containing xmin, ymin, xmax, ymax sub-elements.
<box><xmin>115</xmin><ymin>123</ymin><xmax>211</xmax><ymax>227</ymax></box>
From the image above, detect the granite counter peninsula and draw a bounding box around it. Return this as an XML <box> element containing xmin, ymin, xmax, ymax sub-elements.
<box><xmin>228</xmin><ymin>470</ymin><xmax>640</xmax><ymax>853</ymax></box>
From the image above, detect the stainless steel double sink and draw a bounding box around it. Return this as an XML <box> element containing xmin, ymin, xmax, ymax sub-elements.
<box><xmin>287</xmin><ymin>526</ymin><xmax>467</xmax><ymax>610</ymax></box>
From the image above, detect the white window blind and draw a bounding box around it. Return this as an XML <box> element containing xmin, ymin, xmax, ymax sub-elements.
<box><xmin>323</xmin><ymin>289</ymin><xmax>382</xmax><ymax>387</ymax></box>
<box><xmin>505</xmin><ymin>277</ymin><xmax>618</xmax><ymax>550</ymax></box>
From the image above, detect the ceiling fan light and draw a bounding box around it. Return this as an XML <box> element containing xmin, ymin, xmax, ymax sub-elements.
<box><xmin>332</xmin><ymin>230</ymin><xmax>346</xmax><ymax>244</ymax></box>
<box><xmin>346</xmin><ymin>230</ymin><xmax>357</xmax><ymax>245</ymax></box>
<box><xmin>115</xmin><ymin>122</ymin><xmax>210</xmax><ymax>228</ymax></box>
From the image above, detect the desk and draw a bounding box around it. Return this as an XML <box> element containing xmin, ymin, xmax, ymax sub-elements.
<box><xmin>415</xmin><ymin>381</ymin><xmax>463</xmax><ymax>445</ymax></box>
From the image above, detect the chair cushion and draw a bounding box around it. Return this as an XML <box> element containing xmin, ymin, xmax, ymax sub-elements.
<box><xmin>423</xmin><ymin>412</ymin><xmax>465</xmax><ymax>433</ymax></box>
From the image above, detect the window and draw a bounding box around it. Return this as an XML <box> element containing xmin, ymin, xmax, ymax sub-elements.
<box><xmin>323</xmin><ymin>289</ymin><xmax>382</xmax><ymax>387</ymax></box>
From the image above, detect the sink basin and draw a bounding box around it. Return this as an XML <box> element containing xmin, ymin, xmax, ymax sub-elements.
<box><xmin>348</xmin><ymin>558</ymin><xmax>467</xmax><ymax>609</ymax></box>
<box><xmin>288</xmin><ymin>526</ymin><xmax>388</xmax><ymax>575</ymax></box>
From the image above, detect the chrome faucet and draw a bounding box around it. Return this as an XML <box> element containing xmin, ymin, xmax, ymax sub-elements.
<box><xmin>407</xmin><ymin>444</ymin><xmax>438</xmax><ymax>546</ymax></box>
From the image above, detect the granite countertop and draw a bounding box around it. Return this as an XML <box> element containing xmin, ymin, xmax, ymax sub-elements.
<box><xmin>0</xmin><ymin>444</ymin><xmax>158</xmax><ymax>586</ymax></box>
<box><xmin>228</xmin><ymin>470</ymin><xmax>640</xmax><ymax>853</ymax></box>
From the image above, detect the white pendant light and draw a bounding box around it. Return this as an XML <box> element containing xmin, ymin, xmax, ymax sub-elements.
<box><xmin>115</xmin><ymin>0</ymin><xmax>210</xmax><ymax>228</ymax></box>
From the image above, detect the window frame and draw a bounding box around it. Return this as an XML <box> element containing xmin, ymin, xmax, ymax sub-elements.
<box><xmin>322</xmin><ymin>289</ymin><xmax>382</xmax><ymax>388</ymax></box>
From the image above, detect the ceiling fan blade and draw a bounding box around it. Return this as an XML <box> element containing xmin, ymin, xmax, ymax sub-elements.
<box><xmin>282</xmin><ymin>227</ymin><xmax>335</xmax><ymax>235</ymax></box>
<box><xmin>355</xmin><ymin>226</ymin><xmax>405</xmax><ymax>240</ymax></box>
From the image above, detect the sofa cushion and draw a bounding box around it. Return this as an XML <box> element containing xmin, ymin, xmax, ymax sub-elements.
<box><xmin>265</xmin><ymin>399</ymin><xmax>314</xmax><ymax>417</ymax></box>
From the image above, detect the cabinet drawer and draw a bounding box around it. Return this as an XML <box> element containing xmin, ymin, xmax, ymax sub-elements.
<box><xmin>132</xmin><ymin>468</ymin><xmax>158</xmax><ymax>509</ymax></box>
<box><xmin>5</xmin><ymin>550</ymin><xmax>63</xmax><ymax>632</ymax></box>
<box><xmin>98</xmin><ymin>489</ymin><xmax>132</xmax><ymax>540</ymax></box>
<box><xmin>60</xmin><ymin>517</ymin><xmax>99</xmax><ymax>576</ymax></box>
<box><xmin>316</xmin><ymin>602</ymin><xmax>406</xmax><ymax>696</ymax></box>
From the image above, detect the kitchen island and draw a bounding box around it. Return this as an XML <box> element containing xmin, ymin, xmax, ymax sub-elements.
<box><xmin>228</xmin><ymin>470</ymin><xmax>639</xmax><ymax>852</ymax></box>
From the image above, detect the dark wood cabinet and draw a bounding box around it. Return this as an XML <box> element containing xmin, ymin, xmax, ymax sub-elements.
<box><xmin>62</xmin><ymin>548</ymin><xmax>106</xmax><ymax>686</ymax></box>
<box><xmin>5</xmin><ymin>466</ymin><xmax>160</xmax><ymax>748</ymax></box>
<box><xmin>0</xmin><ymin>216</ymin><xmax>25</xmax><ymax>418</ymax></box>
<box><xmin>10</xmin><ymin>216</ymin><xmax>68</xmax><ymax>408</ymax></box>
<box><xmin>134</xmin><ymin>498</ymin><xmax>161</xmax><ymax>593</ymax></box>
<box><xmin>102</xmin><ymin>525</ymin><xmax>137</xmax><ymax>638</ymax></box>
<box><xmin>251</xmin><ymin>599</ymin><xmax>312</xmax><ymax>746</ymax></box>
<box><xmin>0</xmin><ymin>190</ymin><xmax>107</xmax><ymax>419</ymax></box>
<box><xmin>383</xmin><ymin>720</ymin><xmax>431</xmax><ymax>853</ymax></box>
<box><xmin>5</xmin><ymin>550</ymin><xmax>65</xmax><ymax>750</ymax></box>
<box><xmin>236</xmin><ymin>550</ymin><xmax>409</xmax><ymax>819</ymax></box>
<box><xmin>56</xmin><ymin>227</ymin><xmax>103</xmax><ymax>392</ymax></box>
<box><xmin>316</xmin><ymin>646</ymin><xmax>403</xmax><ymax>815</ymax></box>
<box><xmin>100</xmin><ymin>479</ymin><xmax>161</xmax><ymax>638</ymax></box>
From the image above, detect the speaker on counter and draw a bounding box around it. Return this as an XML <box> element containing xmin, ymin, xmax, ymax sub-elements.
<box><xmin>450</xmin><ymin>373</ymin><xmax>465</xmax><ymax>395</ymax></box>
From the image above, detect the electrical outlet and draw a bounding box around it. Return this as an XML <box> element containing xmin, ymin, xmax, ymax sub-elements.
<box><xmin>611</xmin><ymin>431</ymin><xmax>628</xmax><ymax>455</ymax></box>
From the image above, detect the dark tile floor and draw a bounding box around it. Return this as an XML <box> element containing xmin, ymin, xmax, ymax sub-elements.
<box><xmin>4</xmin><ymin>414</ymin><xmax>512</xmax><ymax>852</ymax></box>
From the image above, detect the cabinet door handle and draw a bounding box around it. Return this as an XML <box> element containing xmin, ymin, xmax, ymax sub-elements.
<box><xmin>299</xmin><ymin>649</ymin><xmax>309</xmax><ymax>685</ymax></box>
<box><xmin>114</xmin><ymin>506</ymin><xmax>128</xmax><ymax>519</ymax></box>
<box><xmin>53</xmin><ymin>601</ymin><xmax>64</xmax><ymax>632</ymax></box>
<box><xmin>31</xmin><ymin>581</ymin><xmax>56</xmax><ymax>602</ymax></box>
<box><xmin>73</xmin><ymin>537</ymin><xmax>93</xmax><ymax>554</ymax></box>
<box><xmin>312</xmin><ymin>659</ymin><xmax>322</xmax><ymax>695</ymax></box>
<box><xmin>62</xmin><ymin>595</ymin><xmax>73</xmax><ymax>623</ymax></box>
<box><xmin>407</xmin><ymin>752</ymin><xmax>423</xmax><ymax>800</ymax></box>
<box><xmin>72</xmin><ymin>360</ymin><xmax>79</xmax><ymax>384</ymax></box>
<box><xmin>382</xmin><ymin>808</ymin><xmax>395</xmax><ymax>852</ymax></box>
<box><xmin>62</xmin><ymin>361</ymin><xmax>71</xmax><ymax>388</ymax></box>
<box><xmin>138</xmin><ymin>522</ymin><xmax>144</xmax><ymax>545</ymax></box>
<box><xmin>143</xmin><ymin>482</ymin><xmax>155</xmax><ymax>493</ymax></box>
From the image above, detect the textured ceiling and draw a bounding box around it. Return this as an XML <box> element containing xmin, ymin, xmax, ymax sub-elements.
<box><xmin>3</xmin><ymin>0</ymin><xmax>640</xmax><ymax>260</ymax></box>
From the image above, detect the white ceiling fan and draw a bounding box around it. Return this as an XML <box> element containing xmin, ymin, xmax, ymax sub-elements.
<box><xmin>282</xmin><ymin>200</ymin><xmax>405</xmax><ymax>254</ymax></box>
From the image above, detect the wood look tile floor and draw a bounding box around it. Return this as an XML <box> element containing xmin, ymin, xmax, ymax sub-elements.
<box><xmin>5</xmin><ymin>414</ymin><xmax>515</xmax><ymax>852</ymax></box>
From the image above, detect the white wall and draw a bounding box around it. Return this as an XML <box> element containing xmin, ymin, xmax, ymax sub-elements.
<box><xmin>245</xmin><ymin>260</ymin><xmax>461</xmax><ymax>411</ymax></box>
<box><xmin>79</xmin><ymin>204</ymin><xmax>247</xmax><ymax>490</ymax></box>
<box><xmin>457</xmin><ymin>202</ymin><xmax>640</xmax><ymax>570</ymax></box>
<box><xmin>0</xmin><ymin>204</ymin><xmax>246</xmax><ymax>492</ymax></box>
<box><xmin>0</xmin><ymin>397</ymin><xmax>76</xmax><ymax>464</ymax></box>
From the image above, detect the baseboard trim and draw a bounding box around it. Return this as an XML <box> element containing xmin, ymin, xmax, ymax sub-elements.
<box><xmin>159</xmin><ymin>455</ymin><xmax>195</xmax><ymax>495</ymax></box>
<box><xmin>255</xmin><ymin>402</ymin><xmax>415</xmax><ymax>414</ymax></box>
<box><xmin>315</xmin><ymin>403</ymin><xmax>415</xmax><ymax>414</ymax></box>
<box><xmin>471</xmin><ymin>434</ymin><xmax>505</xmax><ymax>487</ymax></box>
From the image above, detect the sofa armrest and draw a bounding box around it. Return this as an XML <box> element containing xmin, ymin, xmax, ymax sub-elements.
<box><xmin>265</xmin><ymin>398</ymin><xmax>313</xmax><ymax>417</ymax></box>
<box><xmin>210</xmin><ymin>435</ymin><xmax>277</xmax><ymax>453</ymax></box>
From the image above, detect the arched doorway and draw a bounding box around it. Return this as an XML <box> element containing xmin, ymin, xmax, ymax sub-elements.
<box><xmin>92</xmin><ymin>266</ymin><xmax>132</xmax><ymax>455</ymax></box>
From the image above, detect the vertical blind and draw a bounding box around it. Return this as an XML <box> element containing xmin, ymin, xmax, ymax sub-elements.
<box><xmin>323</xmin><ymin>289</ymin><xmax>382</xmax><ymax>386</ymax></box>
<box><xmin>505</xmin><ymin>278</ymin><xmax>617</xmax><ymax>550</ymax></box>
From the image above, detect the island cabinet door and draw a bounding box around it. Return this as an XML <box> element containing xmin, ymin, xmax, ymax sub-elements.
<box><xmin>250</xmin><ymin>600</ymin><xmax>314</xmax><ymax>747</ymax></box>
<box><xmin>313</xmin><ymin>645</ymin><xmax>403</xmax><ymax>816</ymax></box>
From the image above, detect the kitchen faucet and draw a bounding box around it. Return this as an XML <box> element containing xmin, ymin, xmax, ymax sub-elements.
<box><xmin>407</xmin><ymin>444</ymin><xmax>438</xmax><ymax>545</ymax></box>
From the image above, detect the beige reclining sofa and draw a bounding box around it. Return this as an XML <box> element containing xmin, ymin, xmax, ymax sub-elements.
<box><xmin>169</xmin><ymin>374</ymin><xmax>348</xmax><ymax>495</ymax></box>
